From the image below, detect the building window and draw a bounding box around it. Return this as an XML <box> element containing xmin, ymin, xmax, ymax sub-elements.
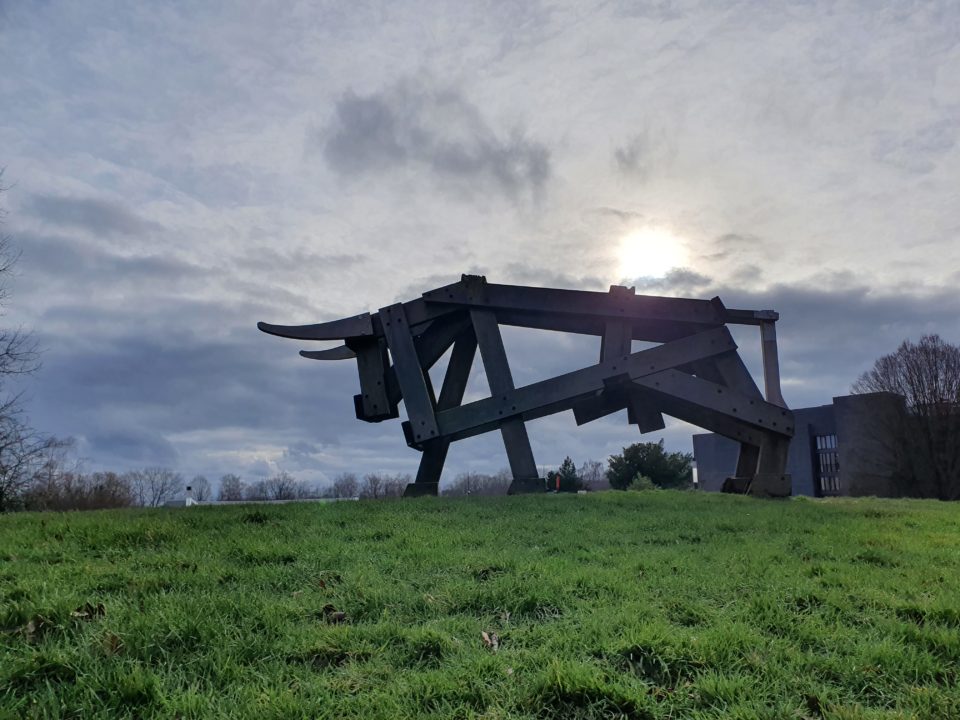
<box><xmin>814</xmin><ymin>434</ymin><xmax>840</xmax><ymax>496</ymax></box>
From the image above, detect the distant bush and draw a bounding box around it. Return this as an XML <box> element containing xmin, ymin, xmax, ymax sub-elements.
<box><xmin>626</xmin><ymin>474</ymin><xmax>657</xmax><ymax>492</ymax></box>
<box><xmin>607</xmin><ymin>440</ymin><xmax>693</xmax><ymax>490</ymax></box>
<box><xmin>554</xmin><ymin>456</ymin><xmax>582</xmax><ymax>493</ymax></box>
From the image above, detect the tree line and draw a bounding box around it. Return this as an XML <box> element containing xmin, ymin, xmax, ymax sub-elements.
<box><xmin>13</xmin><ymin>464</ymin><xmax>422</xmax><ymax>511</ymax></box>
<box><xmin>3</xmin><ymin>441</ymin><xmax>697</xmax><ymax>512</ymax></box>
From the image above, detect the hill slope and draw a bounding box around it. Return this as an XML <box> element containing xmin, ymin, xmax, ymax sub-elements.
<box><xmin>2</xmin><ymin>492</ymin><xmax>959</xmax><ymax>719</ymax></box>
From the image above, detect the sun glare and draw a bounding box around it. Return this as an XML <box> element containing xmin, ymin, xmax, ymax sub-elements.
<box><xmin>617</xmin><ymin>227</ymin><xmax>688</xmax><ymax>280</ymax></box>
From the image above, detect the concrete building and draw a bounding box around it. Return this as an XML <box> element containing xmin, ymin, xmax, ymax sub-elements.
<box><xmin>693</xmin><ymin>392</ymin><xmax>905</xmax><ymax>497</ymax></box>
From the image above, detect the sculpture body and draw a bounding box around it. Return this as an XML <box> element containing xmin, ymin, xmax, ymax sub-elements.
<box><xmin>259</xmin><ymin>275</ymin><xmax>794</xmax><ymax>496</ymax></box>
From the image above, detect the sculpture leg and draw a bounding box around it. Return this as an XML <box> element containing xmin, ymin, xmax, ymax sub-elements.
<box><xmin>722</xmin><ymin>442</ymin><xmax>759</xmax><ymax>493</ymax></box>
<box><xmin>470</xmin><ymin>309</ymin><xmax>541</xmax><ymax>493</ymax></box>
<box><xmin>404</xmin><ymin>440</ymin><xmax>449</xmax><ymax>497</ymax></box>
<box><xmin>404</xmin><ymin>328</ymin><xmax>476</xmax><ymax>497</ymax></box>
<box><xmin>752</xmin><ymin>435</ymin><xmax>791</xmax><ymax>497</ymax></box>
<box><xmin>500</xmin><ymin>421</ymin><xmax>541</xmax><ymax>493</ymax></box>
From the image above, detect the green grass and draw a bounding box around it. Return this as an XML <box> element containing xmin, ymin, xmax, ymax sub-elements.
<box><xmin>2</xmin><ymin>492</ymin><xmax>959</xmax><ymax>719</ymax></box>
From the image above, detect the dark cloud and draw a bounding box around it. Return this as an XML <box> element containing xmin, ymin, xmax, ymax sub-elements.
<box><xmin>34</xmin><ymin>328</ymin><xmax>355</xmax><ymax>437</ymax></box>
<box><xmin>28</xmin><ymin>313</ymin><xmax>363</xmax><ymax>476</ymax></box>
<box><xmin>713</xmin><ymin>278</ymin><xmax>960</xmax><ymax>409</ymax></box>
<box><xmin>502</xmin><ymin>263</ymin><xmax>607</xmax><ymax>291</ymax></box>
<box><xmin>704</xmin><ymin>233</ymin><xmax>765</xmax><ymax>262</ymax></box>
<box><xmin>715</xmin><ymin>233</ymin><xmax>761</xmax><ymax>247</ymax></box>
<box><xmin>727</xmin><ymin>264</ymin><xmax>762</xmax><ymax>285</ymax></box>
<box><xmin>319</xmin><ymin>81</ymin><xmax>551</xmax><ymax>201</ymax></box>
<box><xmin>614</xmin><ymin>127</ymin><xmax>676</xmax><ymax>181</ymax></box>
<box><xmin>280</xmin><ymin>440</ymin><xmax>332</xmax><ymax>474</ymax></box>
<box><xmin>233</xmin><ymin>248</ymin><xmax>366</xmax><ymax>274</ymax></box>
<box><xmin>85</xmin><ymin>427</ymin><xmax>180</xmax><ymax>466</ymax></box>
<box><xmin>20</xmin><ymin>232</ymin><xmax>204</xmax><ymax>287</ymax></box>
<box><xmin>631</xmin><ymin>268</ymin><xmax>713</xmax><ymax>294</ymax></box>
<box><xmin>586</xmin><ymin>207</ymin><xmax>646</xmax><ymax>223</ymax></box>
<box><xmin>392</xmin><ymin>272</ymin><xmax>473</xmax><ymax>306</ymax></box>
<box><xmin>28</xmin><ymin>194</ymin><xmax>159</xmax><ymax>237</ymax></box>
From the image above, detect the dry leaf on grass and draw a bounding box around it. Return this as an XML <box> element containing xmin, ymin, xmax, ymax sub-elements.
<box><xmin>320</xmin><ymin>604</ymin><xmax>347</xmax><ymax>624</ymax></box>
<box><xmin>71</xmin><ymin>602</ymin><xmax>105</xmax><ymax>620</ymax></box>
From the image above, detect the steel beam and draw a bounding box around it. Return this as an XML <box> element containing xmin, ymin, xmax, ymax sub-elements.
<box><xmin>300</xmin><ymin>345</ymin><xmax>357</xmax><ymax>361</ymax></box>
<box><xmin>470</xmin><ymin>309</ymin><xmax>539</xmax><ymax>490</ymax></box>
<box><xmin>633</xmin><ymin>369</ymin><xmax>794</xmax><ymax>437</ymax></box>
<box><xmin>380</xmin><ymin>303</ymin><xmax>439</xmax><ymax>443</ymax></box>
<box><xmin>350</xmin><ymin>337</ymin><xmax>395</xmax><ymax>421</ymax></box>
<box><xmin>258</xmin><ymin>314</ymin><xmax>374</xmax><ymax>341</ymax></box>
<box><xmin>424</xmin><ymin>276</ymin><xmax>726</xmax><ymax>326</ymax></box>
<box><xmin>405</xmin><ymin>328</ymin><xmax>477</xmax><ymax>497</ymax></box>
<box><xmin>434</xmin><ymin>326</ymin><xmax>737</xmax><ymax>445</ymax></box>
<box><xmin>626</xmin><ymin>388</ymin><xmax>666</xmax><ymax>433</ymax></box>
<box><xmin>760</xmin><ymin>319</ymin><xmax>787</xmax><ymax>408</ymax></box>
<box><xmin>753</xmin><ymin>434</ymin><xmax>791</xmax><ymax>497</ymax></box>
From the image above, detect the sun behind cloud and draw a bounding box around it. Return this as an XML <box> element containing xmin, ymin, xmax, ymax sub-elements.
<box><xmin>617</xmin><ymin>226</ymin><xmax>689</xmax><ymax>280</ymax></box>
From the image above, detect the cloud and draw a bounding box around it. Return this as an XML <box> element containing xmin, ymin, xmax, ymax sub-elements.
<box><xmin>714</xmin><ymin>233</ymin><xmax>761</xmax><ymax>248</ymax></box>
<box><xmin>20</xmin><ymin>232</ymin><xmax>204</xmax><ymax>289</ymax></box>
<box><xmin>318</xmin><ymin>81</ymin><xmax>551</xmax><ymax>201</ymax></box>
<box><xmin>27</xmin><ymin>194</ymin><xmax>159</xmax><ymax>238</ymax></box>
<box><xmin>871</xmin><ymin>118</ymin><xmax>959</xmax><ymax>174</ymax></box>
<box><xmin>501</xmin><ymin>263</ymin><xmax>607</xmax><ymax>292</ymax></box>
<box><xmin>711</xmin><ymin>278</ymin><xmax>960</xmax><ymax>409</ymax></box>
<box><xmin>587</xmin><ymin>207</ymin><xmax>646</xmax><ymax>223</ymax></box>
<box><xmin>233</xmin><ymin>248</ymin><xmax>366</xmax><ymax>275</ymax></box>
<box><xmin>85</xmin><ymin>426</ymin><xmax>180</xmax><ymax>466</ymax></box>
<box><xmin>28</xmin><ymin>313</ymin><xmax>364</xmax><ymax>478</ymax></box>
<box><xmin>631</xmin><ymin>268</ymin><xmax>713</xmax><ymax>294</ymax></box>
<box><xmin>5</xmin><ymin>0</ymin><xmax>960</xmax><ymax>488</ymax></box>
<box><xmin>613</xmin><ymin>125</ymin><xmax>677</xmax><ymax>181</ymax></box>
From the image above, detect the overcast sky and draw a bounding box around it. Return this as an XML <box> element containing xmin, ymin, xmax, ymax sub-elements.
<box><xmin>2</xmin><ymin>1</ymin><xmax>959</xmax><ymax>487</ymax></box>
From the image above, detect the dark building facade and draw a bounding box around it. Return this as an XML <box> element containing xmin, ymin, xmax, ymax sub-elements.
<box><xmin>693</xmin><ymin>392</ymin><xmax>904</xmax><ymax>497</ymax></box>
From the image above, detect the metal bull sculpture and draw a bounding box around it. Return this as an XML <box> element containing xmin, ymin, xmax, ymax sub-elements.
<box><xmin>259</xmin><ymin>275</ymin><xmax>794</xmax><ymax>497</ymax></box>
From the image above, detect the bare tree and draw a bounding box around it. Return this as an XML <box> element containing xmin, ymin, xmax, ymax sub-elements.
<box><xmin>578</xmin><ymin>459</ymin><xmax>606</xmax><ymax>490</ymax></box>
<box><xmin>853</xmin><ymin>334</ymin><xmax>960</xmax><ymax>500</ymax></box>
<box><xmin>245</xmin><ymin>479</ymin><xmax>269</xmax><ymax>501</ymax></box>
<box><xmin>359</xmin><ymin>472</ymin><xmax>384</xmax><ymax>499</ymax></box>
<box><xmin>0</xmin><ymin>169</ymin><xmax>58</xmax><ymax>511</ymax></box>
<box><xmin>24</xmin><ymin>468</ymin><xmax>135</xmax><ymax>512</ymax></box>
<box><xmin>0</xmin><ymin>419</ymin><xmax>63</xmax><ymax>511</ymax></box>
<box><xmin>264</xmin><ymin>471</ymin><xmax>298</xmax><ymax>500</ymax></box>
<box><xmin>190</xmin><ymin>475</ymin><xmax>212</xmax><ymax>501</ymax></box>
<box><xmin>87</xmin><ymin>471</ymin><xmax>136</xmax><ymax>509</ymax></box>
<box><xmin>382</xmin><ymin>473</ymin><xmax>410</xmax><ymax>498</ymax></box>
<box><xmin>130</xmin><ymin>467</ymin><xmax>185</xmax><ymax>507</ymax></box>
<box><xmin>295</xmin><ymin>480</ymin><xmax>322</xmax><ymax>499</ymax></box>
<box><xmin>218</xmin><ymin>473</ymin><xmax>245</xmax><ymax>501</ymax></box>
<box><xmin>442</xmin><ymin>469</ymin><xmax>511</xmax><ymax>496</ymax></box>
<box><xmin>442</xmin><ymin>471</ymin><xmax>485</xmax><ymax>496</ymax></box>
<box><xmin>332</xmin><ymin>472</ymin><xmax>358</xmax><ymax>499</ymax></box>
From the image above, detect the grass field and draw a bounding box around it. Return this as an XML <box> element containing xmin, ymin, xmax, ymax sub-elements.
<box><xmin>2</xmin><ymin>492</ymin><xmax>959</xmax><ymax>719</ymax></box>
